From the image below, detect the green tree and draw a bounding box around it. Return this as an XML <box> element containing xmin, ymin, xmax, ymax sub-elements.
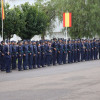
<box><xmin>4</xmin><ymin>4</ymin><xmax>19</xmax><ymax>39</ymax></box>
<box><xmin>0</xmin><ymin>2</ymin><xmax>50</xmax><ymax>40</ymax></box>
<box><xmin>36</xmin><ymin>0</ymin><xmax>100</xmax><ymax>39</ymax></box>
<box><xmin>16</xmin><ymin>2</ymin><xmax>50</xmax><ymax>39</ymax></box>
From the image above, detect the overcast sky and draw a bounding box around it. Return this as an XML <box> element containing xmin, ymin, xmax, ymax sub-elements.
<box><xmin>5</xmin><ymin>0</ymin><xmax>35</xmax><ymax>7</ymax></box>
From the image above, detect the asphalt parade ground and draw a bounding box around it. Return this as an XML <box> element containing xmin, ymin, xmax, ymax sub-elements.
<box><xmin>0</xmin><ymin>60</ymin><xmax>100</xmax><ymax>100</ymax></box>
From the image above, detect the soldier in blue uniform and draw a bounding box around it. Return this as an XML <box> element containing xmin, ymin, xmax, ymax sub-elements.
<box><xmin>32</xmin><ymin>41</ymin><xmax>37</xmax><ymax>69</ymax></box>
<box><xmin>99</xmin><ymin>39</ymin><xmax>100</xmax><ymax>59</ymax></box>
<box><xmin>1</xmin><ymin>41</ymin><xmax>6</xmax><ymax>71</ymax></box>
<box><xmin>44</xmin><ymin>40</ymin><xmax>48</xmax><ymax>65</ymax></box>
<box><xmin>71</xmin><ymin>40</ymin><xmax>74</xmax><ymax>63</ymax></box>
<box><xmin>28</xmin><ymin>40</ymin><xmax>33</xmax><ymax>69</ymax></box>
<box><xmin>77</xmin><ymin>40</ymin><xmax>81</xmax><ymax>62</ymax></box>
<box><xmin>5</xmin><ymin>40</ymin><xmax>12</xmax><ymax>73</ymax></box>
<box><xmin>80</xmin><ymin>40</ymin><xmax>85</xmax><ymax>61</ymax></box>
<box><xmin>41</xmin><ymin>41</ymin><xmax>46</xmax><ymax>67</ymax></box>
<box><xmin>37</xmin><ymin>42</ymin><xmax>41</xmax><ymax>68</ymax></box>
<box><xmin>23</xmin><ymin>40</ymin><xmax>28</xmax><ymax>70</ymax></box>
<box><xmin>57</xmin><ymin>39</ymin><xmax>63</xmax><ymax>65</ymax></box>
<box><xmin>11</xmin><ymin>41</ymin><xmax>17</xmax><ymax>70</ymax></box>
<box><xmin>93</xmin><ymin>39</ymin><xmax>98</xmax><ymax>60</ymax></box>
<box><xmin>97</xmin><ymin>40</ymin><xmax>99</xmax><ymax>59</ymax></box>
<box><xmin>73</xmin><ymin>40</ymin><xmax>77</xmax><ymax>62</ymax></box>
<box><xmin>90</xmin><ymin>40</ymin><xmax>94</xmax><ymax>60</ymax></box>
<box><xmin>63</xmin><ymin>40</ymin><xmax>68</xmax><ymax>64</ymax></box>
<box><xmin>17</xmin><ymin>41</ymin><xmax>23</xmax><ymax>71</ymax></box>
<box><xmin>46</xmin><ymin>42</ymin><xmax>52</xmax><ymax>66</ymax></box>
<box><xmin>68</xmin><ymin>40</ymin><xmax>72</xmax><ymax>63</ymax></box>
<box><xmin>88</xmin><ymin>40</ymin><xmax>92</xmax><ymax>60</ymax></box>
<box><xmin>84</xmin><ymin>40</ymin><xmax>88</xmax><ymax>61</ymax></box>
<box><xmin>52</xmin><ymin>38</ymin><xmax>58</xmax><ymax>65</ymax></box>
<box><xmin>0</xmin><ymin>42</ymin><xmax>2</xmax><ymax>70</ymax></box>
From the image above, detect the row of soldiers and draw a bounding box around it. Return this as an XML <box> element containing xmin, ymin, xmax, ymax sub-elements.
<box><xmin>0</xmin><ymin>38</ymin><xmax>100</xmax><ymax>73</ymax></box>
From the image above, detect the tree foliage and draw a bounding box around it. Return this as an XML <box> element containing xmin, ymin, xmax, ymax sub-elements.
<box><xmin>0</xmin><ymin>2</ymin><xmax>50</xmax><ymax>39</ymax></box>
<box><xmin>35</xmin><ymin>0</ymin><xmax>100</xmax><ymax>39</ymax></box>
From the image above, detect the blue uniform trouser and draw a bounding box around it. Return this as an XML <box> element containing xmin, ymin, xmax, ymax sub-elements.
<box><xmin>99</xmin><ymin>49</ymin><xmax>100</xmax><ymax>59</ymax></box>
<box><xmin>0</xmin><ymin>55</ymin><xmax>1</xmax><ymax>70</ymax></box>
<box><xmin>68</xmin><ymin>52</ymin><xmax>71</xmax><ymax>63</ymax></box>
<box><xmin>23</xmin><ymin>54</ymin><xmax>28</xmax><ymax>70</ymax></box>
<box><xmin>88</xmin><ymin>50</ymin><xmax>91</xmax><ymax>60</ymax></box>
<box><xmin>88</xmin><ymin>51</ymin><xmax>90</xmax><ymax>60</ymax></box>
<box><xmin>33</xmin><ymin>55</ymin><xmax>37</xmax><ymax>68</ymax></box>
<box><xmin>81</xmin><ymin>50</ymin><xmax>84</xmax><ymax>61</ymax></box>
<box><xmin>52</xmin><ymin>54</ymin><xmax>57</xmax><ymax>65</ymax></box>
<box><xmin>94</xmin><ymin>50</ymin><xmax>97</xmax><ymax>60</ymax></box>
<box><xmin>57</xmin><ymin>53</ymin><xmax>59</xmax><ymax>64</ymax></box>
<box><xmin>85</xmin><ymin>51</ymin><xmax>88</xmax><ymax>61</ymax></box>
<box><xmin>77</xmin><ymin>51</ymin><xmax>80</xmax><ymax>62</ymax></box>
<box><xmin>46</xmin><ymin>55</ymin><xmax>52</xmax><ymax>66</ymax></box>
<box><xmin>58</xmin><ymin>51</ymin><xmax>63</xmax><ymax>64</ymax></box>
<box><xmin>45</xmin><ymin>53</ymin><xmax>47</xmax><ymax>65</ymax></box>
<box><xmin>1</xmin><ymin>55</ymin><xmax>5</xmax><ymax>71</ymax></box>
<box><xmin>71</xmin><ymin>51</ymin><xmax>74</xmax><ymax>63</ymax></box>
<box><xmin>91</xmin><ymin>50</ymin><xmax>94</xmax><ymax>60</ymax></box>
<box><xmin>37</xmin><ymin>54</ymin><xmax>41</xmax><ymax>68</ymax></box>
<box><xmin>28</xmin><ymin>54</ymin><xmax>33</xmax><ymax>69</ymax></box>
<box><xmin>41</xmin><ymin>54</ymin><xmax>45</xmax><ymax>67</ymax></box>
<box><xmin>52</xmin><ymin>51</ymin><xmax>57</xmax><ymax>65</ymax></box>
<box><xmin>50</xmin><ymin>55</ymin><xmax>53</xmax><ymax>64</ymax></box>
<box><xmin>12</xmin><ymin>55</ymin><xmax>16</xmax><ymax>69</ymax></box>
<box><xmin>18</xmin><ymin>55</ymin><xmax>22</xmax><ymax>70</ymax></box>
<box><xmin>63</xmin><ymin>53</ymin><xmax>67</xmax><ymax>64</ymax></box>
<box><xmin>5</xmin><ymin>55</ymin><xmax>11</xmax><ymax>72</ymax></box>
<box><xmin>74</xmin><ymin>51</ymin><xmax>77</xmax><ymax>62</ymax></box>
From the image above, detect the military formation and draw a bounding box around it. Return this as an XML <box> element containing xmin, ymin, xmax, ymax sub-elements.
<box><xmin>0</xmin><ymin>38</ymin><xmax>100</xmax><ymax>73</ymax></box>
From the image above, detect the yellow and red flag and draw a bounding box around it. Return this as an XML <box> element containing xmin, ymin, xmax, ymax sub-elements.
<box><xmin>63</xmin><ymin>13</ymin><xmax>72</xmax><ymax>27</ymax></box>
<box><xmin>1</xmin><ymin>0</ymin><xmax>5</xmax><ymax>20</ymax></box>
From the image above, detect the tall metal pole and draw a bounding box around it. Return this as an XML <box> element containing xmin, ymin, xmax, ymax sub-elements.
<box><xmin>2</xmin><ymin>16</ymin><xmax>3</xmax><ymax>40</ymax></box>
<box><xmin>1</xmin><ymin>0</ymin><xmax>3</xmax><ymax>40</ymax></box>
<box><xmin>66</xmin><ymin>27</ymin><xmax>67</xmax><ymax>42</ymax></box>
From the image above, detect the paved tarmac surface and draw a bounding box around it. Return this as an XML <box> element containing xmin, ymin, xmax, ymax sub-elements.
<box><xmin>0</xmin><ymin>60</ymin><xmax>100</xmax><ymax>100</ymax></box>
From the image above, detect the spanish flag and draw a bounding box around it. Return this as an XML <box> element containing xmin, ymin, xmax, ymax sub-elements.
<box><xmin>63</xmin><ymin>13</ymin><xmax>72</xmax><ymax>27</ymax></box>
<box><xmin>1</xmin><ymin>0</ymin><xmax>5</xmax><ymax>20</ymax></box>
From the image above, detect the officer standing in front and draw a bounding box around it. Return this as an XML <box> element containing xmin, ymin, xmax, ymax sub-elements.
<box><xmin>23</xmin><ymin>40</ymin><xmax>28</xmax><ymax>70</ymax></box>
<box><xmin>90</xmin><ymin>40</ymin><xmax>94</xmax><ymax>60</ymax></box>
<box><xmin>37</xmin><ymin>42</ymin><xmax>41</xmax><ymax>68</ymax></box>
<box><xmin>63</xmin><ymin>40</ymin><xmax>68</xmax><ymax>64</ymax></box>
<box><xmin>17</xmin><ymin>41</ymin><xmax>23</xmax><ymax>71</ymax></box>
<box><xmin>1</xmin><ymin>41</ymin><xmax>6</xmax><ymax>71</ymax></box>
<box><xmin>46</xmin><ymin>41</ymin><xmax>52</xmax><ymax>66</ymax></box>
<box><xmin>0</xmin><ymin>42</ymin><xmax>2</xmax><ymax>70</ymax></box>
<box><xmin>52</xmin><ymin>38</ymin><xmax>58</xmax><ymax>65</ymax></box>
<box><xmin>73</xmin><ymin>40</ymin><xmax>77</xmax><ymax>62</ymax></box>
<box><xmin>5</xmin><ymin>40</ymin><xmax>12</xmax><ymax>73</ymax></box>
<box><xmin>77</xmin><ymin>40</ymin><xmax>81</xmax><ymax>62</ymax></box>
<box><xmin>57</xmin><ymin>39</ymin><xmax>63</xmax><ymax>65</ymax></box>
<box><xmin>28</xmin><ymin>40</ymin><xmax>33</xmax><ymax>69</ymax></box>
<box><xmin>41</xmin><ymin>41</ymin><xmax>46</xmax><ymax>67</ymax></box>
<box><xmin>68</xmin><ymin>40</ymin><xmax>72</xmax><ymax>63</ymax></box>
<box><xmin>32</xmin><ymin>41</ymin><xmax>37</xmax><ymax>69</ymax></box>
<box><xmin>11</xmin><ymin>41</ymin><xmax>17</xmax><ymax>70</ymax></box>
<box><xmin>99</xmin><ymin>39</ymin><xmax>100</xmax><ymax>59</ymax></box>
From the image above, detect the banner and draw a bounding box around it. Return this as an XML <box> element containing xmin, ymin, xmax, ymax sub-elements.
<box><xmin>63</xmin><ymin>13</ymin><xmax>72</xmax><ymax>27</ymax></box>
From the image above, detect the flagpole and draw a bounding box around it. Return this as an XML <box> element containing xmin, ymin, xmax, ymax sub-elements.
<box><xmin>66</xmin><ymin>27</ymin><xmax>67</xmax><ymax>42</ymax></box>
<box><xmin>1</xmin><ymin>0</ymin><xmax>4</xmax><ymax>40</ymax></box>
<box><xmin>2</xmin><ymin>15</ymin><xmax>3</xmax><ymax>40</ymax></box>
